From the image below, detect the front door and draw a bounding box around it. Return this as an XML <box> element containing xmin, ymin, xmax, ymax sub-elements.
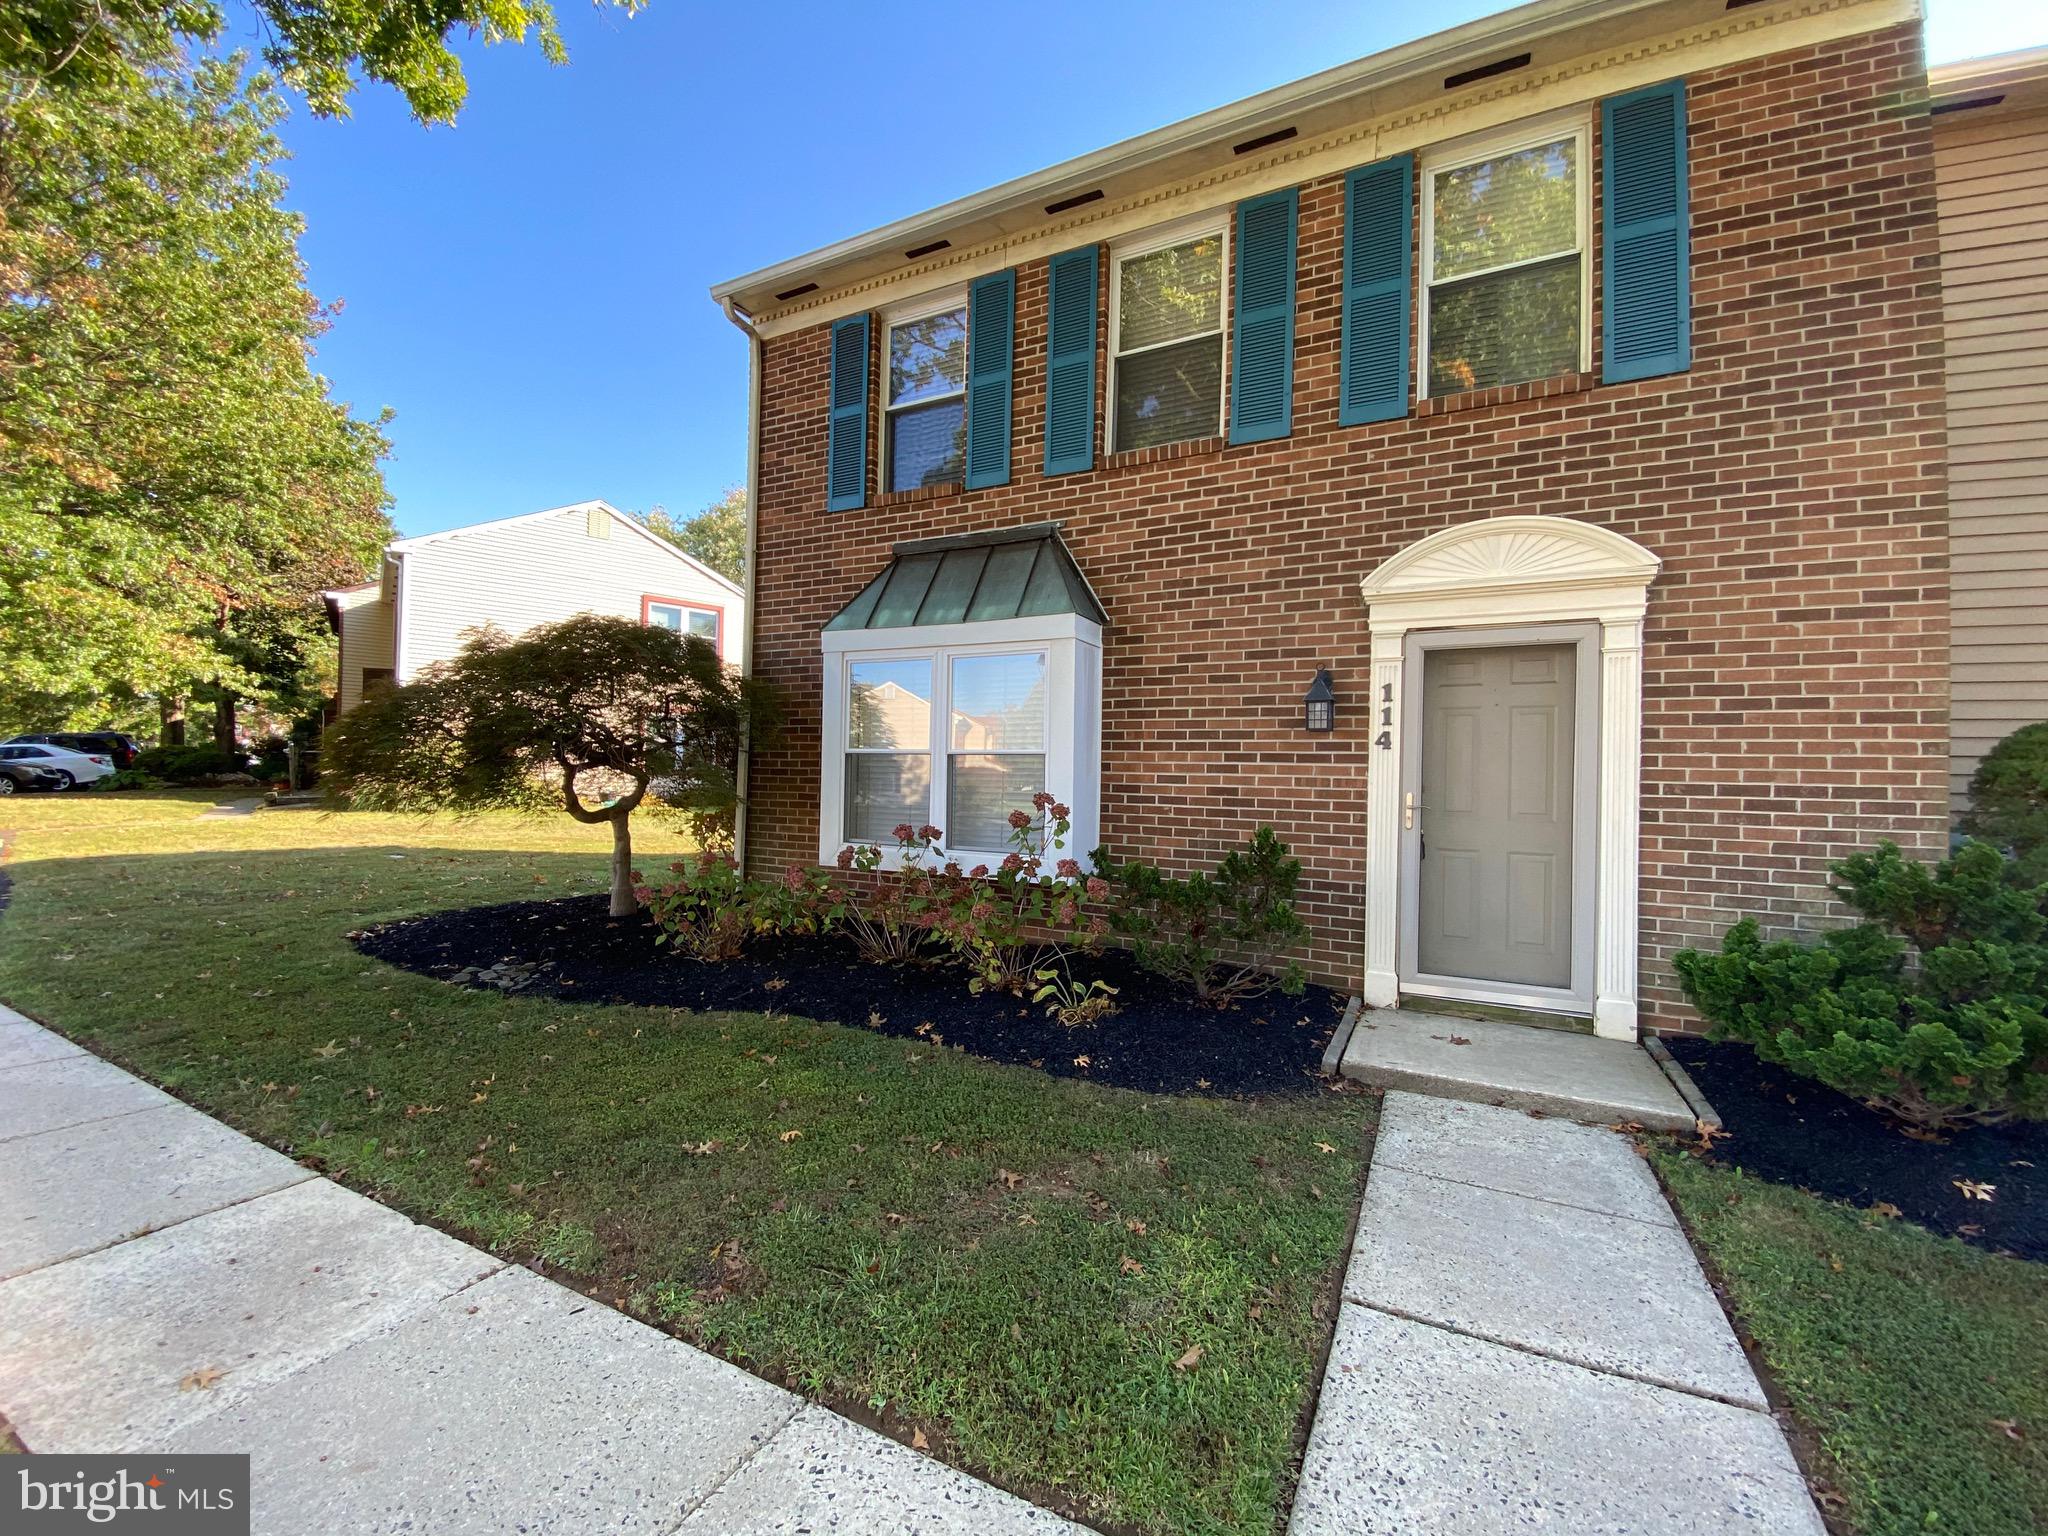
<box><xmin>1414</xmin><ymin>642</ymin><xmax>1577</xmax><ymax>991</ymax></box>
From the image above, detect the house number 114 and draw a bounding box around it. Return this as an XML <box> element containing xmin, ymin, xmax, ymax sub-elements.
<box><xmin>1375</xmin><ymin>682</ymin><xmax>1393</xmax><ymax>750</ymax></box>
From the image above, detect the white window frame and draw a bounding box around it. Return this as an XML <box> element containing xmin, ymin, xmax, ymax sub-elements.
<box><xmin>645</xmin><ymin>601</ymin><xmax>722</xmax><ymax>644</ymax></box>
<box><xmin>880</xmin><ymin>284</ymin><xmax>970</xmax><ymax>495</ymax></box>
<box><xmin>1417</xmin><ymin>111</ymin><xmax>1593</xmax><ymax>401</ymax></box>
<box><xmin>819</xmin><ymin>613</ymin><xmax>1103</xmax><ymax>872</ymax></box>
<box><xmin>1106</xmin><ymin>211</ymin><xmax>1231</xmax><ymax>456</ymax></box>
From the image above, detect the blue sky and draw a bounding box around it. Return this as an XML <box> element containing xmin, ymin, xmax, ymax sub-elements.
<box><xmin>255</xmin><ymin>0</ymin><xmax>2042</xmax><ymax>538</ymax></box>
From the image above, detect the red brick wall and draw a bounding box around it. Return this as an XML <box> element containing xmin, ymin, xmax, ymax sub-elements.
<box><xmin>743</xmin><ymin>22</ymin><xmax>1949</xmax><ymax>1032</ymax></box>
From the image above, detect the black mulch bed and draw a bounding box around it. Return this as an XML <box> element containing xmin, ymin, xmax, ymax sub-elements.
<box><xmin>354</xmin><ymin>894</ymin><xmax>1346</xmax><ymax>1098</ymax></box>
<box><xmin>1665</xmin><ymin>1036</ymin><xmax>2046</xmax><ymax>1262</ymax></box>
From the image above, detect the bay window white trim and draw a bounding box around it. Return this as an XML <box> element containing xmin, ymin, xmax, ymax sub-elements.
<box><xmin>819</xmin><ymin>614</ymin><xmax>1102</xmax><ymax>871</ymax></box>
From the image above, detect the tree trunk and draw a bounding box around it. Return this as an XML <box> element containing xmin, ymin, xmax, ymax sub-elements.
<box><xmin>212</xmin><ymin>693</ymin><xmax>237</xmax><ymax>751</ymax></box>
<box><xmin>160</xmin><ymin>696</ymin><xmax>187</xmax><ymax>747</ymax></box>
<box><xmin>609</xmin><ymin>811</ymin><xmax>638</xmax><ymax>917</ymax></box>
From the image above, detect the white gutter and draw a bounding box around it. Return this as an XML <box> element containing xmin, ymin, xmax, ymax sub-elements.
<box><xmin>719</xmin><ymin>296</ymin><xmax>765</xmax><ymax>873</ymax></box>
<box><xmin>708</xmin><ymin>0</ymin><xmax>1676</xmax><ymax>305</ymax></box>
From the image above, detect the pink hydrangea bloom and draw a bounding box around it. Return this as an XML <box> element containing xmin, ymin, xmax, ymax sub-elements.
<box><xmin>1085</xmin><ymin>876</ymin><xmax>1110</xmax><ymax>900</ymax></box>
<box><xmin>835</xmin><ymin>845</ymin><xmax>856</xmax><ymax>869</ymax></box>
<box><xmin>968</xmin><ymin>863</ymin><xmax>989</xmax><ymax>879</ymax></box>
<box><xmin>892</xmin><ymin>823</ymin><xmax>915</xmax><ymax>843</ymax></box>
<box><xmin>1051</xmin><ymin>802</ymin><xmax>1071</xmax><ymax>822</ymax></box>
<box><xmin>1000</xmin><ymin>852</ymin><xmax>1025</xmax><ymax>873</ymax></box>
<box><xmin>918</xmin><ymin>823</ymin><xmax>943</xmax><ymax>842</ymax></box>
<box><xmin>1055</xmin><ymin>857</ymin><xmax>1082</xmax><ymax>879</ymax></box>
<box><xmin>1007</xmin><ymin>808</ymin><xmax>1032</xmax><ymax>830</ymax></box>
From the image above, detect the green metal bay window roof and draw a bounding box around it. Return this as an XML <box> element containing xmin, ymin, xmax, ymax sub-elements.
<box><xmin>825</xmin><ymin>523</ymin><xmax>1107</xmax><ymax>632</ymax></box>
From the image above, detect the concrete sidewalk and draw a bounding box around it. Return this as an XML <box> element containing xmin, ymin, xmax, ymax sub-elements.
<box><xmin>0</xmin><ymin>1005</ymin><xmax>1083</xmax><ymax>1534</ymax></box>
<box><xmin>1288</xmin><ymin>1091</ymin><xmax>1826</xmax><ymax>1535</ymax></box>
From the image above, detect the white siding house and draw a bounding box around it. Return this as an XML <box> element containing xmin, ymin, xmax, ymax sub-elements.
<box><xmin>322</xmin><ymin>499</ymin><xmax>743</xmax><ymax>718</ymax></box>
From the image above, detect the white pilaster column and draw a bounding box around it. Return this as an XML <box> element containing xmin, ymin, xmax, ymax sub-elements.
<box><xmin>1362</xmin><ymin>624</ymin><xmax>1405</xmax><ymax>1009</ymax></box>
<box><xmin>1593</xmin><ymin>616</ymin><xmax>1644</xmax><ymax>1041</ymax></box>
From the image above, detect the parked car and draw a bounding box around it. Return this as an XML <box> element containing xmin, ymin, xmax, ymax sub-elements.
<box><xmin>0</xmin><ymin>742</ymin><xmax>115</xmax><ymax>790</ymax></box>
<box><xmin>3</xmin><ymin>732</ymin><xmax>144</xmax><ymax>770</ymax></box>
<box><xmin>0</xmin><ymin>750</ymin><xmax>68</xmax><ymax>795</ymax></box>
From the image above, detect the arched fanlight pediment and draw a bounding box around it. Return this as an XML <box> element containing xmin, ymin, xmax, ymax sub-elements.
<box><xmin>1359</xmin><ymin>516</ymin><xmax>1660</xmax><ymax>603</ymax></box>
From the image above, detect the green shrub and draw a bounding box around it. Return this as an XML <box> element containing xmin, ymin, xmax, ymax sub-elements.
<box><xmin>1673</xmin><ymin>839</ymin><xmax>2048</xmax><ymax>1130</ymax></box>
<box><xmin>134</xmin><ymin>744</ymin><xmax>243</xmax><ymax>782</ymax></box>
<box><xmin>636</xmin><ymin>852</ymin><xmax>824</xmax><ymax>962</ymax></box>
<box><xmin>1097</xmin><ymin>827</ymin><xmax>1309</xmax><ymax>1004</ymax></box>
<box><xmin>1962</xmin><ymin>721</ymin><xmax>2048</xmax><ymax>879</ymax></box>
<box><xmin>91</xmin><ymin>768</ymin><xmax>166</xmax><ymax>792</ymax></box>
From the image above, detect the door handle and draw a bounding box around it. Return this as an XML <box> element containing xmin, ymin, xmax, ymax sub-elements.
<box><xmin>1403</xmin><ymin>791</ymin><xmax>1428</xmax><ymax>830</ymax></box>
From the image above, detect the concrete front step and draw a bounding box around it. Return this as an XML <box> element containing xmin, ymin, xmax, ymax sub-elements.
<box><xmin>1339</xmin><ymin>1006</ymin><xmax>1695</xmax><ymax>1131</ymax></box>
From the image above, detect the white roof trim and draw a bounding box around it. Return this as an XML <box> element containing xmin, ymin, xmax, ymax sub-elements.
<box><xmin>385</xmin><ymin>500</ymin><xmax>744</xmax><ymax>598</ymax></box>
<box><xmin>710</xmin><ymin>0</ymin><xmax>1679</xmax><ymax>307</ymax></box>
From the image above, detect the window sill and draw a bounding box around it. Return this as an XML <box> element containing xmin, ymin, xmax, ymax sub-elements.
<box><xmin>1100</xmin><ymin>436</ymin><xmax>1226</xmax><ymax>474</ymax></box>
<box><xmin>1416</xmin><ymin>371</ymin><xmax>1597</xmax><ymax>418</ymax></box>
<box><xmin>874</xmin><ymin>481</ymin><xmax>964</xmax><ymax>510</ymax></box>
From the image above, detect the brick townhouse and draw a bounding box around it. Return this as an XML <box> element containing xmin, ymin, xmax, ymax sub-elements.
<box><xmin>710</xmin><ymin>0</ymin><xmax>1959</xmax><ymax>1039</ymax></box>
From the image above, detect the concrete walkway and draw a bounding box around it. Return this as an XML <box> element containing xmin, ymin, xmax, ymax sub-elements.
<box><xmin>0</xmin><ymin>1005</ymin><xmax>1082</xmax><ymax>1535</ymax></box>
<box><xmin>1288</xmin><ymin>1091</ymin><xmax>1825</xmax><ymax>1535</ymax></box>
<box><xmin>1340</xmin><ymin>1006</ymin><xmax>1697</xmax><ymax>1130</ymax></box>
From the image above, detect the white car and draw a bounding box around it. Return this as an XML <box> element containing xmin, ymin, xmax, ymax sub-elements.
<box><xmin>0</xmin><ymin>742</ymin><xmax>115</xmax><ymax>790</ymax></box>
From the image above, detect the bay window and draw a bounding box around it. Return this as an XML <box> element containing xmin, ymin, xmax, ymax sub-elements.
<box><xmin>1109</xmin><ymin>218</ymin><xmax>1228</xmax><ymax>453</ymax></box>
<box><xmin>1421</xmin><ymin>119</ymin><xmax>1590</xmax><ymax>397</ymax></box>
<box><xmin>821</xmin><ymin>621</ymin><xmax>1100</xmax><ymax>868</ymax></box>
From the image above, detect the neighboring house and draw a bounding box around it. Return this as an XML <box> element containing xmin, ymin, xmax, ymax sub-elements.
<box><xmin>322</xmin><ymin>500</ymin><xmax>743</xmax><ymax>718</ymax></box>
<box><xmin>1928</xmin><ymin>48</ymin><xmax>2048</xmax><ymax>805</ymax></box>
<box><xmin>711</xmin><ymin>0</ymin><xmax>1959</xmax><ymax>1040</ymax></box>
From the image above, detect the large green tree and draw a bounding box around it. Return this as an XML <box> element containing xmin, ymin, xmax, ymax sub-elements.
<box><xmin>638</xmin><ymin>487</ymin><xmax>746</xmax><ymax>584</ymax></box>
<box><xmin>0</xmin><ymin>35</ymin><xmax>391</xmax><ymax>734</ymax></box>
<box><xmin>3</xmin><ymin>0</ymin><xmax>644</xmax><ymax>123</ymax></box>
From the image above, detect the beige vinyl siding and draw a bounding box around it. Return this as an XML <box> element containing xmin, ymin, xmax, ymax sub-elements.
<box><xmin>395</xmin><ymin>508</ymin><xmax>740</xmax><ymax>684</ymax></box>
<box><xmin>1936</xmin><ymin>106</ymin><xmax>2048</xmax><ymax>805</ymax></box>
<box><xmin>332</xmin><ymin>587</ymin><xmax>395</xmax><ymax>717</ymax></box>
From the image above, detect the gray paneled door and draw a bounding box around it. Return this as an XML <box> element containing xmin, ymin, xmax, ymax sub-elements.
<box><xmin>1417</xmin><ymin>643</ymin><xmax>1577</xmax><ymax>989</ymax></box>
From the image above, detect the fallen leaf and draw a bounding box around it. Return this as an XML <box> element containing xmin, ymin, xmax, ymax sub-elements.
<box><xmin>1447</xmin><ymin>1035</ymin><xmax>1471</xmax><ymax>1046</ymax></box>
<box><xmin>1120</xmin><ymin>1255</ymin><xmax>1144</xmax><ymax>1276</ymax></box>
<box><xmin>179</xmin><ymin>1366</ymin><xmax>225</xmax><ymax>1392</ymax></box>
<box><xmin>1073</xmin><ymin>1054</ymin><xmax>1091</xmax><ymax>1068</ymax></box>
<box><xmin>1314</xmin><ymin>1141</ymin><xmax>1337</xmax><ymax>1155</ymax></box>
<box><xmin>312</xmin><ymin>1040</ymin><xmax>343</xmax><ymax>1060</ymax></box>
<box><xmin>1871</xmin><ymin>1201</ymin><xmax>1903</xmax><ymax>1220</ymax></box>
<box><xmin>1955</xmin><ymin>1180</ymin><xmax>1996</xmax><ymax>1202</ymax></box>
<box><xmin>997</xmin><ymin>1168</ymin><xmax>1024</xmax><ymax>1189</ymax></box>
<box><xmin>1125</xmin><ymin>1218</ymin><xmax>1147</xmax><ymax>1235</ymax></box>
<box><xmin>778</xmin><ymin>1129</ymin><xmax>802</xmax><ymax>1144</ymax></box>
<box><xmin>911</xmin><ymin>1429</ymin><xmax>929</xmax><ymax>1451</ymax></box>
<box><xmin>1172</xmin><ymin>1345</ymin><xmax>1203</xmax><ymax>1372</ymax></box>
<box><xmin>1992</xmin><ymin>1418</ymin><xmax>2026</xmax><ymax>1442</ymax></box>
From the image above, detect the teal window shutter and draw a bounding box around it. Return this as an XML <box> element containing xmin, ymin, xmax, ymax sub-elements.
<box><xmin>1043</xmin><ymin>246</ymin><xmax>1098</xmax><ymax>476</ymax></box>
<box><xmin>1229</xmin><ymin>188</ymin><xmax>1299</xmax><ymax>444</ymax></box>
<box><xmin>1602</xmin><ymin>79</ymin><xmax>1690</xmax><ymax>382</ymax></box>
<box><xmin>965</xmin><ymin>269</ymin><xmax>1015</xmax><ymax>489</ymax></box>
<box><xmin>1339</xmin><ymin>155</ymin><xmax>1413</xmax><ymax>426</ymax></box>
<box><xmin>827</xmin><ymin>314</ymin><xmax>869</xmax><ymax>511</ymax></box>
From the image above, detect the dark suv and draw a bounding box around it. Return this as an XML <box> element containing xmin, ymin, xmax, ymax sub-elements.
<box><xmin>4</xmin><ymin>732</ymin><xmax>144</xmax><ymax>770</ymax></box>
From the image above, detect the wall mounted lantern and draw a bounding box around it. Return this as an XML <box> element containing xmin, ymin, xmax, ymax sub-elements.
<box><xmin>1303</xmin><ymin>669</ymin><xmax>1336</xmax><ymax>732</ymax></box>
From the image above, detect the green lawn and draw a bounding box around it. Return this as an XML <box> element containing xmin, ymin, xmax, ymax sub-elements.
<box><xmin>0</xmin><ymin>790</ymin><xmax>1371</xmax><ymax>1534</ymax></box>
<box><xmin>1657</xmin><ymin>1152</ymin><xmax>2048</xmax><ymax>1536</ymax></box>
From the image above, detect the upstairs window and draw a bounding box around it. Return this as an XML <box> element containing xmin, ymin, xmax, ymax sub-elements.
<box><xmin>1110</xmin><ymin>219</ymin><xmax>1227</xmax><ymax>453</ymax></box>
<box><xmin>646</xmin><ymin>600</ymin><xmax>721</xmax><ymax>645</ymax></box>
<box><xmin>1422</xmin><ymin>121</ymin><xmax>1589</xmax><ymax>396</ymax></box>
<box><xmin>884</xmin><ymin>295</ymin><xmax>968</xmax><ymax>492</ymax></box>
